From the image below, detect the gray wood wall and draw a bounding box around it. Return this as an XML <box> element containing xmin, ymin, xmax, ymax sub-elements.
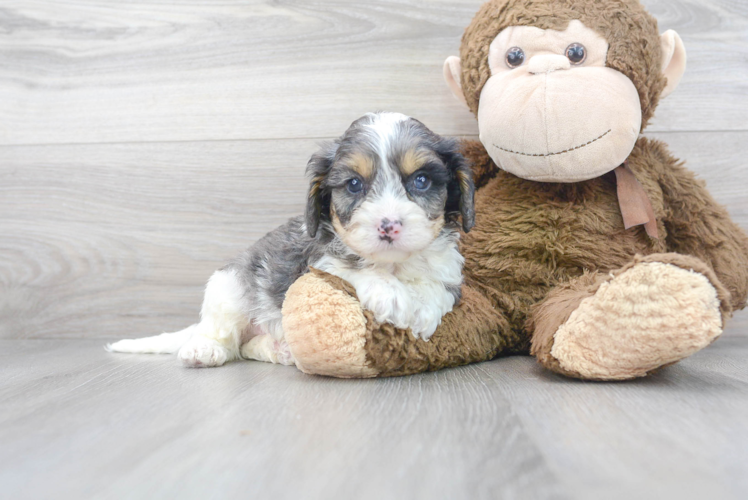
<box><xmin>2</xmin><ymin>0</ymin><xmax>747</xmax><ymax>340</ymax></box>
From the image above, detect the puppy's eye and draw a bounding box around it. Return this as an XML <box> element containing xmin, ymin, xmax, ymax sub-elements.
<box><xmin>412</xmin><ymin>174</ymin><xmax>431</xmax><ymax>191</ymax></box>
<box><xmin>346</xmin><ymin>178</ymin><xmax>363</xmax><ymax>194</ymax></box>
<box><xmin>565</xmin><ymin>43</ymin><xmax>586</xmax><ymax>65</ymax></box>
<box><xmin>505</xmin><ymin>47</ymin><xmax>525</xmax><ymax>68</ymax></box>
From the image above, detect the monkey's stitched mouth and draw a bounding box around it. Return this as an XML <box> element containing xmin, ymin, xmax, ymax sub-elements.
<box><xmin>493</xmin><ymin>129</ymin><xmax>611</xmax><ymax>158</ymax></box>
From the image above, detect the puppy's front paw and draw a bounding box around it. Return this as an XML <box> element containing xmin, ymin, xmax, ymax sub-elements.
<box><xmin>178</xmin><ymin>337</ymin><xmax>229</xmax><ymax>368</ymax></box>
<box><xmin>358</xmin><ymin>281</ymin><xmax>413</xmax><ymax>330</ymax></box>
<box><xmin>409</xmin><ymin>305</ymin><xmax>442</xmax><ymax>341</ymax></box>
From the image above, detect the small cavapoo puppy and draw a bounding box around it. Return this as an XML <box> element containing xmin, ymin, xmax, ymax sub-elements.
<box><xmin>108</xmin><ymin>112</ymin><xmax>475</xmax><ymax>367</ymax></box>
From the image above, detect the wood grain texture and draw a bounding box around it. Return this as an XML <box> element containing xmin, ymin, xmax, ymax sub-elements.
<box><xmin>478</xmin><ymin>336</ymin><xmax>748</xmax><ymax>500</ymax></box>
<box><xmin>0</xmin><ymin>139</ymin><xmax>314</xmax><ymax>339</ymax></box>
<box><xmin>0</xmin><ymin>339</ymin><xmax>564</xmax><ymax>500</ymax></box>
<box><xmin>1</xmin><ymin>338</ymin><xmax>746</xmax><ymax>500</ymax></box>
<box><xmin>0</xmin><ymin>0</ymin><xmax>747</xmax><ymax>146</ymax></box>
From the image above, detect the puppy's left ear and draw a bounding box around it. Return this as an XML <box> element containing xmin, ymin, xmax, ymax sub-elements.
<box><xmin>305</xmin><ymin>141</ymin><xmax>338</xmax><ymax>238</ymax></box>
<box><xmin>440</xmin><ymin>138</ymin><xmax>476</xmax><ymax>232</ymax></box>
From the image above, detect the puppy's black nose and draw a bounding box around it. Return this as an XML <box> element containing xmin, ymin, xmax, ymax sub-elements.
<box><xmin>378</xmin><ymin>218</ymin><xmax>402</xmax><ymax>242</ymax></box>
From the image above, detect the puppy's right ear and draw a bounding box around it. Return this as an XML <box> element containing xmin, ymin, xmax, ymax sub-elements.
<box><xmin>305</xmin><ymin>141</ymin><xmax>338</xmax><ymax>238</ymax></box>
<box><xmin>438</xmin><ymin>137</ymin><xmax>476</xmax><ymax>233</ymax></box>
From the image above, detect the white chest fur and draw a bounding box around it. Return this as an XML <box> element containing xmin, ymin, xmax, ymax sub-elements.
<box><xmin>312</xmin><ymin>233</ymin><xmax>463</xmax><ymax>340</ymax></box>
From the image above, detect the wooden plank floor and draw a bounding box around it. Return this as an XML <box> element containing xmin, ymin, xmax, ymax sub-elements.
<box><xmin>1</xmin><ymin>338</ymin><xmax>747</xmax><ymax>500</ymax></box>
<box><xmin>1</xmin><ymin>1</ymin><xmax>747</xmax><ymax>498</ymax></box>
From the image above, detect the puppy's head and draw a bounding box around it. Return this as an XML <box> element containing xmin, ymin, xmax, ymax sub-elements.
<box><xmin>305</xmin><ymin>112</ymin><xmax>475</xmax><ymax>263</ymax></box>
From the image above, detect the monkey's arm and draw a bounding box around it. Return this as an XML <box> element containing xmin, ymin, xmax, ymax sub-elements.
<box><xmin>460</xmin><ymin>139</ymin><xmax>499</xmax><ymax>189</ymax></box>
<box><xmin>281</xmin><ymin>269</ymin><xmax>522</xmax><ymax>378</ymax></box>
<box><xmin>635</xmin><ymin>138</ymin><xmax>748</xmax><ymax>310</ymax></box>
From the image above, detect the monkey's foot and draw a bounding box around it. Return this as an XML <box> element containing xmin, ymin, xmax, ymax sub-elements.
<box><xmin>548</xmin><ymin>261</ymin><xmax>723</xmax><ymax>380</ymax></box>
<box><xmin>282</xmin><ymin>269</ymin><xmax>378</xmax><ymax>378</ymax></box>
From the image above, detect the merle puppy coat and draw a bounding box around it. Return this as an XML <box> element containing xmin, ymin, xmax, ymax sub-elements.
<box><xmin>108</xmin><ymin>112</ymin><xmax>475</xmax><ymax>367</ymax></box>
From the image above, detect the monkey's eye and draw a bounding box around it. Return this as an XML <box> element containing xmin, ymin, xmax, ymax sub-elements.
<box><xmin>346</xmin><ymin>178</ymin><xmax>364</xmax><ymax>194</ymax></box>
<box><xmin>505</xmin><ymin>47</ymin><xmax>525</xmax><ymax>68</ymax></box>
<box><xmin>565</xmin><ymin>43</ymin><xmax>587</xmax><ymax>65</ymax></box>
<box><xmin>412</xmin><ymin>174</ymin><xmax>432</xmax><ymax>191</ymax></box>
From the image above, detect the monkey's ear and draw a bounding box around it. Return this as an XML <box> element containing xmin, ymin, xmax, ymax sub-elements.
<box><xmin>443</xmin><ymin>56</ymin><xmax>468</xmax><ymax>108</ymax></box>
<box><xmin>305</xmin><ymin>142</ymin><xmax>338</xmax><ymax>238</ymax></box>
<box><xmin>440</xmin><ymin>138</ymin><xmax>476</xmax><ymax>232</ymax></box>
<box><xmin>660</xmin><ymin>30</ymin><xmax>687</xmax><ymax>99</ymax></box>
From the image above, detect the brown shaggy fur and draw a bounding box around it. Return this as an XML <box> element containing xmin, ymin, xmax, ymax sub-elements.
<box><xmin>363</xmin><ymin>286</ymin><xmax>523</xmax><ymax>377</ymax></box>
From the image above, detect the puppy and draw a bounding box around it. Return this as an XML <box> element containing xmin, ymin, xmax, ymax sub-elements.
<box><xmin>108</xmin><ymin>112</ymin><xmax>475</xmax><ymax>367</ymax></box>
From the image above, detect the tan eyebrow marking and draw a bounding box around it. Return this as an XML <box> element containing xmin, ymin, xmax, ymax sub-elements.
<box><xmin>399</xmin><ymin>149</ymin><xmax>431</xmax><ymax>176</ymax></box>
<box><xmin>345</xmin><ymin>153</ymin><xmax>375</xmax><ymax>179</ymax></box>
<box><xmin>493</xmin><ymin>129</ymin><xmax>611</xmax><ymax>157</ymax></box>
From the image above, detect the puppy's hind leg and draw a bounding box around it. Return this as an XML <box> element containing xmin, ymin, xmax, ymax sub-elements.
<box><xmin>240</xmin><ymin>320</ymin><xmax>295</xmax><ymax>366</ymax></box>
<box><xmin>178</xmin><ymin>269</ymin><xmax>250</xmax><ymax>368</ymax></box>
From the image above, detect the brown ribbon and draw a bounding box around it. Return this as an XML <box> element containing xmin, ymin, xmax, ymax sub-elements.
<box><xmin>614</xmin><ymin>163</ymin><xmax>659</xmax><ymax>239</ymax></box>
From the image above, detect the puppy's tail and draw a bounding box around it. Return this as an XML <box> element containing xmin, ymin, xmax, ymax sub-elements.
<box><xmin>106</xmin><ymin>324</ymin><xmax>198</xmax><ymax>354</ymax></box>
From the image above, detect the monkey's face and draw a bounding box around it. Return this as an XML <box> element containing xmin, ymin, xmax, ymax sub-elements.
<box><xmin>478</xmin><ymin>20</ymin><xmax>641</xmax><ymax>182</ymax></box>
<box><xmin>445</xmin><ymin>17</ymin><xmax>686</xmax><ymax>183</ymax></box>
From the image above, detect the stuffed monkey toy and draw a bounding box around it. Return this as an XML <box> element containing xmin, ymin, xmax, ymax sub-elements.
<box><xmin>280</xmin><ymin>0</ymin><xmax>748</xmax><ymax>380</ymax></box>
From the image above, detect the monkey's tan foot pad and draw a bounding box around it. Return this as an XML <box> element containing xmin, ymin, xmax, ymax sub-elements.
<box><xmin>282</xmin><ymin>268</ymin><xmax>379</xmax><ymax>378</ymax></box>
<box><xmin>550</xmin><ymin>262</ymin><xmax>723</xmax><ymax>380</ymax></box>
